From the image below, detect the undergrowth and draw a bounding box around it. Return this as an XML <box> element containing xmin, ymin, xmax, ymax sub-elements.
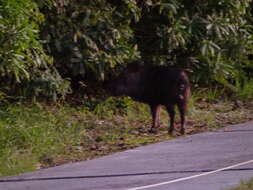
<box><xmin>0</xmin><ymin>90</ymin><xmax>253</xmax><ymax>176</ymax></box>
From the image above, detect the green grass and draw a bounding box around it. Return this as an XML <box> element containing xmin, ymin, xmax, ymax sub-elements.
<box><xmin>234</xmin><ymin>77</ymin><xmax>253</xmax><ymax>101</ymax></box>
<box><xmin>0</xmin><ymin>100</ymin><xmax>160</xmax><ymax>176</ymax></box>
<box><xmin>0</xmin><ymin>104</ymin><xmax>85</xmax><ymax>175</ymax></box>
<box><xmin>0</xmin><ymin>93</ymin><xmax>253</xmax><ymax>177</ymax></box>
<box><xmin>227</xmin><ymin>178</ymin><xmax>253</xmax><ymax>190</ymax></box>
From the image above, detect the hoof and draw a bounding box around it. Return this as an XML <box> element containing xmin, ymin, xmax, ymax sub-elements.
<box><xmin>168</xmin><ymin>133</ymin><xmax>177</xmax><ymax>137</ymax></box>
<box><xmin>149</xmin><ymin>128</ymin><xmax>158</xmax><ymax>134</ymax></box>
<box><xmin>180</xmin><ymin>129</ymin><xmax>185</xmax><ymax>135</ymax></box>
<box><xmin>168</xmin><ymin>130</ymin><xmax>183</xmax><ymax>137</ymax></box>
<box><xmin>168</xmin><ymin>130</ymin><xmax>175</xmax><ymax>136</ymax></box>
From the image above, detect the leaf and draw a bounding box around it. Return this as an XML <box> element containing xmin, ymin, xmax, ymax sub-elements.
<box><xmin>201</xmin><ymin>43</ymin><xmax>207</xmax><ymax>56</ymax></box>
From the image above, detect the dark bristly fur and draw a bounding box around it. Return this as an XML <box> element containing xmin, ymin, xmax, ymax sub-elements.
<box><xmin>106</xmin><ymin>63</ymin><xmax>190</xmax><ymax>135</ymax></box>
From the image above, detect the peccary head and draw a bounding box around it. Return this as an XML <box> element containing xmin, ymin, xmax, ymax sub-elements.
<box><xmin>105</xmin><ymin>63</ymin><xmax>143</xmax><ymax>98</ymax></box>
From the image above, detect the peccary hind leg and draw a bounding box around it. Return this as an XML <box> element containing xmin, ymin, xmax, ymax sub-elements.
<box><xmin>166</xmin><ymin>104</ymin><xmax>175</xmax><ymax>135</ymax></box>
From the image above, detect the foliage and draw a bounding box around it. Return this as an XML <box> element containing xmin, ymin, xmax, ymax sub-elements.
<box><xmin>234</xmin><ymin>77</ymin><xmax>253</xmax><ymax>101</ymax></box>
<box><xmin>92</xmin><ymin>97</ymin><xmax>134</xmax><ymax>116</ymax></box>
<box><xmin>36</xmin><ymin>0</ymin><xmax>253</xmax><ymax>97</ymax></box>
<box><xmin>0</xmin><ymin>0</ymin><xmax>69</xmax><ymax>101</ymax></box>
<box><xmin>0</xmin><ymin>0</ymin><xmax>43</xmax><ymax>82</ymax></box>
<box><xmin>134</xmin><ymin>0</ymin><xmax>253</xmax><ymax>87</ymax></box>
<box><xmin>39</xmin><ymin>0</ymin><xmax>140</xmax><ymax>83</ymax></box>
<box><xmin>0</xmin><ymin>0</ymin><xmax>253</xmax><ymax>100</ymax></box>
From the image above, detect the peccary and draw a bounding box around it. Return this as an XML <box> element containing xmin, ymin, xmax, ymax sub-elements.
<box><xmin>106</xmin><ymin>63</ymin><xmax>190</xmax><ymax>135</ymax></box>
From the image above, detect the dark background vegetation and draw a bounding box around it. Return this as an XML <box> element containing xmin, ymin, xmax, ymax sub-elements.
<box><xmin>0</xmin><ymin>0</ymin><xmax>253</xmax><ymax>102</ymax></box>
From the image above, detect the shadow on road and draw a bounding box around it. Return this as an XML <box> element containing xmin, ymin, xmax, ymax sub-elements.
<box><xmin>1</xmin><ymin>168</ymin><xmax>253</xmax><ymax>183</ymax></box>
<box><xmin>218</xmin><ymin>129</ymin><xmax>253</xmax><ymax>133</ymax></box>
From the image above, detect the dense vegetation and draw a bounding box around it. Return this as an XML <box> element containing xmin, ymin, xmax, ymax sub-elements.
<box><xmin>0</xmin><ymin>0</ymin><xmax>253</xmax><ymax>100</ymax></box>
<box><xmin>1</xmin><ymin>0</ymin><xmax>253</xmax><ymax>176</ymax></box>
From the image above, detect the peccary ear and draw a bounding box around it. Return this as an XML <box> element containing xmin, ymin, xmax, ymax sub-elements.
<box><xmin>126</xmin><ymin>61</ymin><xmax>142</xmax><ymax>72</ymax></box>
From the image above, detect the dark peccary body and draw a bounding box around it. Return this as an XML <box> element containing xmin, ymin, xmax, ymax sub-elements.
<box><xmin>106</xmin><ymin>64</ymin><xmax>190</xmax><ymax>135</ymax></box>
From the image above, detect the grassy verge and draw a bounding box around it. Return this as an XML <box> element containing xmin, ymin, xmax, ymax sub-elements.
<box><xmin>227</xmin><ymin>178</ymin><xmax>253</xmax><ymax>190</ymax></box>
<box><xmin>0</xmin><ymin>94</ymin><xmax>253</xmax><ymax>177</ymax></box>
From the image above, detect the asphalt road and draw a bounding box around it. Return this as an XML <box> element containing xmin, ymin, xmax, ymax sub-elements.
<box><xmin>1</xmin><ymin>122</ymin><xmax>253</xmax><ymax>190</ymax></box>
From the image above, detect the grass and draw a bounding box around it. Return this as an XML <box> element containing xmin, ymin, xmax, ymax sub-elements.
<box><xmin>0</xmin><ymin>92</ymin><xmax>253</xmax><ymax>177</ymax></box>
<box><xmin>234</xmin><ymin>77</ymin><xmax>253</xmax><ymax>101</ymax></box>
<box><xmin>227</xmin><ymin>178</ymin><xmax>253</xmax><ymax>190</ymax></box>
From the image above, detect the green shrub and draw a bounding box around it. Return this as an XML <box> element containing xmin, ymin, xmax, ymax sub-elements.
<box><xmin>39</xmin><ymin>0</ymin><xmax>140</xmax><ymax>83</ymax></box>
<box><xmin>0</xmin><ymin>0</ymin><xmax>70</xmax><ymax>101</ymax></box>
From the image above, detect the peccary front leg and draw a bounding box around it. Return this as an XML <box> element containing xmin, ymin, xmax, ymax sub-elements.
<box><xmin>177</xmin><ymin>101</ymin><xmax>187</xmax><ymax>135</ymax></box>
<box><xmin>166</xmin><ymin>104</ymin><xmax>175</xmax><ymax>135</ymax></box>
<box><xmin>149</xmin><ymin>104</ymin><xmax>161</xmax><ymax>133</ymax></box>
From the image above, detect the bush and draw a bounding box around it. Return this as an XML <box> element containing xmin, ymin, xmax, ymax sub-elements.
<box><xmin>38</xmin><ymin>0</ymin><xmax>253</xmax><ymax>97</ymax></box>
<box><xmin>0</xmin><ymin>0</ymin><xmax>70</xmax><ymax>101</ymax></box>
<box><xmin>39</xmin><ymin>0</ymin><xmax>140</xmax><ymax>84</ymax></box>
<box><xmin>133</xmin><ymin>0</ymin><xmax>253</xmax><ymax>87</ymax></box>
<box><xmin>1</xmin><ymin>0</ymin><xmax>253</xmax><ymax>101</ymax></box>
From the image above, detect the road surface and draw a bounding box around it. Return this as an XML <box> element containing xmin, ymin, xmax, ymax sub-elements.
<box><xmin>1</xmin><ymin>121</ymin><xmax>253</xmax><ymax>190</ymax></box>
